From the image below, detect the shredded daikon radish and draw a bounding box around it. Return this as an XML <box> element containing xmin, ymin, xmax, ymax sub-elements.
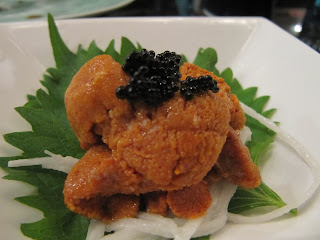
<box><xmin>101</xmin><ymin>229</ymin><xmax>165</xmax><ymax>240</ymax></box>
<box><xmin>103</xmin><ymin>181</ymin><xmax>236</xmax><ymax>240</ymax></box>
<box><xmin>106</xmin><ymin>214</ymin><xmax>176</xmax><ymax>239</ymax></box>
<box><xmin>86</xmin><ymin>219</ymin><xmax>106</xmax><ymax>240</ymax></box>
<box><xmin>240</xmin><ymin>126</ymin><xmax>252</xmax><ymax>144</ymax></box>
<box><xmin>193</xmin><ymin>182</ymin><xmax>237</xmax><ymax>237</ymax></box>
<box><xmin>227</xmin><ymin>103</ymin><xmax>320</xmax><ymax>224</ymax></box>
<box><xmin>8</xmin><ymin>150</ymin><xmax>78</xmax><ymax>173</ymax></box>
<box><xmin>174</xmin><ymin>218</ymin><xmax>203</xmax><ymax>240</ymax></box>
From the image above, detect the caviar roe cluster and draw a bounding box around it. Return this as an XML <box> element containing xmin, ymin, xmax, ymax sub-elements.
<box><xmin>116</xmin><ymin>49</ymin><xmax>219</xmax><ymax>105</ymax></box>
<box><xmin>180</xmin><ymin>76</ymin><xmax>219</xmax><ymax>100</ymax></box>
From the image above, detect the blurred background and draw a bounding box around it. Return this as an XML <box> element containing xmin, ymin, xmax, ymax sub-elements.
<box><xmin>1</xmin><ymin>0</ymin><xmax>319</xmax><ymax>52</ymax></box>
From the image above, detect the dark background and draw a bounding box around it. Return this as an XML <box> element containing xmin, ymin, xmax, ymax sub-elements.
<box><xmin>96</xmin><ymin>0</ymin><xmax>320</xmax><ymax>52</ymax></box>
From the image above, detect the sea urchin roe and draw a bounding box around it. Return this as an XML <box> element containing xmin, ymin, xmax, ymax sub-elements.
<box><xmin>167</xmin><ymin>180</ymin><xmax>212</xmax><ymax>219</ymax></box>
<box><xmin>143</xmin><ymin>191</ymin><xmax>168</xmax><ymax>216</ymax></box>
<box><xmin>116</xmin><ymin>49</ymin><xmax>181</xmax><ymax>106</ymax></box>
<box><xmin>207</xmin><ymin>127</ymin><xmax>261</xmax><ymax>188</ymax></box>
<box><xmin>64</xmin><ymin>53</ymin><xmax>255</xmax><ymax>224</ymax></box>
<box><xmin>179</xmin><ymin>62</ymin><xmax>246</xmax><ymax>130</ymax></box>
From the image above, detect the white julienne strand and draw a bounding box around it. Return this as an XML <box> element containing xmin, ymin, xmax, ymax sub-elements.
<box><xmin>228</xmin><ymin>103</ymin><xmax>320</xmax><ymax>224</ymax></box>
<box><xmin>8</xmin><ymin>150</ymin><xmax>78</xmax><ymax>173</ymax></box>
<box><xmin>86</xmin><ymin>220</ymin><xmax>106</xmax><ymax>240</ymax></box>
<box><xmin>192</xmin><ymin>182</ymin><xmax>237</xmax><ymax>237</ymax></box>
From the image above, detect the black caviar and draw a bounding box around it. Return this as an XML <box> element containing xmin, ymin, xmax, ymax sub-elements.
<box><xmin>116</xmin><ymin>49</ymin><xmax>181</xmax><ymax>106</ymax></box>
<box><xmin>116</xmin><ymin>49</ymin><xmax>219</xmax><ymax>106</ymax></box>
<box><xmin>180</xmin><ymin>75</ymin><xmax>219</xmax><ymax>100</ymax></box>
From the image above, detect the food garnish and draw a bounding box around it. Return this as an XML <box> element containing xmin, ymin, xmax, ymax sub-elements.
<box><xmin>116</xmin><ymin>49</ymin><xmax>220</xmax><ymax>105</ymax></box>
<box><xmin>63</xmin><ymin>50</ymin><xmax>259</xmax><ymax>222</ymax></box>
<box><xmin>180</xmin><ymin>75</ymin><xmax>219</xmax><ymax>100</ymax></box>
<box><xmin>116</xmin><ymin>49</ymin><xmax>181</xmax><ymax>106</ymax></box>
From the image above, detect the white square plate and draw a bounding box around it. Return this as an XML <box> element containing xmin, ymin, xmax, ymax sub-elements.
<box><xmin>0</xmin><ymin>17</ymin><xmax>320</xmax><ymax>240</ymax></box>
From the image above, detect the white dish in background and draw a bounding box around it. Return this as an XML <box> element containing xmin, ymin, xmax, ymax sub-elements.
<box><xmin>0</xmin><ymin>0</ymin><xmax>134</xmax><ymax>22</ymax></box>
<box><xmin>0</xmin><ymin>17</ymin><xmax>320</xmax><ymax>240</ymax></box>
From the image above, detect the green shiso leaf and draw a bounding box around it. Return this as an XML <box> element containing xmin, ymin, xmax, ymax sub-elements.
<box><xmin>193</xmin><ymin>48</ymin><xmax>217</xmax><ymax>72</ymax></box>
<box><xmin>119</xmin><ymin>37</ymin><xmax>138</xmax><ymax>64</ymax></box>
<box><xmin>193</xmin><ymin>47</ymin><xmax>219</xmax><ymax>75</ymax></box>
<box><xmin>4</xmin><ymin>167</ymin><xmax>89</xmax><ymax>240</ymax></box>
<box><xmin>0</xmin><ymin>15</ymin><xmax>288</xmax><ymax>240</ymax></box>
<box><xmin>192</xmin><ymin>235</ymin><xmax>210</xmax><ymax>240</ymax></box>
<box><xmin>105</xmin><ymin>39</ymin><xmax>121</xmax><ymax>63</ymax></box>
<box><xmin>227</xmin><ymin>182</ymin><xmax>286</xmax><ymax>214</ymax></box>
<box><xmin>180</xmin><ymin>54</ymin><xmax>188</xmax><ymax>66</ymax></box>
<box><xmin>290</xmin><ymin>208</ymin><xmax>298</xmax><ymax>216</ymax></box>
<box><xmin>168</xmin><ymin>235</ymin><xmax>210</xmax><ymax>240</ymax></box>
